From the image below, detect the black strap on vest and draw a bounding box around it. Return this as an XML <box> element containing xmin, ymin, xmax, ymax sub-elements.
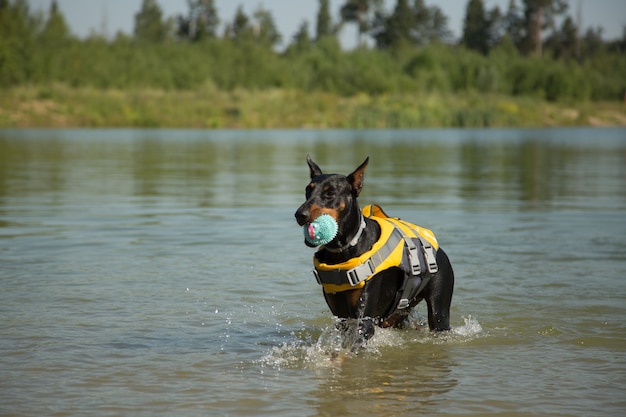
<box><xmin>395</xmin><ymin>233</ymin><xmax>438</xmax><ymax>310</ymax></box>
<box><xmin>314</xmin><ymin>216</ymin><xmax>440</xmax><ymax>318</ymax></box>
<box><xmin>313</xmin><ymin>228</ymin><xmax>404</xmax><ymax>287</ymax></box>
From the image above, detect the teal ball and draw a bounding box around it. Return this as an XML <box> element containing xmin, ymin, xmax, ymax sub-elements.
<box><xmin>303</xmin><ymin>214</ymin><xmax>338</xmax><ymax>246</ymax></box>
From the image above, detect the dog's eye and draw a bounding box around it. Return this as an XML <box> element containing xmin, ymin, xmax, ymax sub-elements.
<box><xmin>323</xmin><ymin>190</ymin><xmax>335</xmax><ymax>199</ymax></box>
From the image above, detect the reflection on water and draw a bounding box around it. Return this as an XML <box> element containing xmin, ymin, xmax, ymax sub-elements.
<box><xmin>1</xmin><ymin>128</ymin><xmax>624</xmax><ymax>211</ymax></box>
<box><xmin>312</xmin><ymin>345</ymin><xmax>456</xmax><ymax>416</ymax></box>
<box><xmin>1</xmin><ymin>128</ymin><xmax>625</xmax><ymax>417</ymax></box>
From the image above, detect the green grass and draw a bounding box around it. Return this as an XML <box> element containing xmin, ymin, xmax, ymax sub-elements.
<box><xmin>1</xmin><ymin>84</ymin><xmax>624</xmax><ymax>128</ymax></box>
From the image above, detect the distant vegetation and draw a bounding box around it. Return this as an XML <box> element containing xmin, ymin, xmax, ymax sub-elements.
<box><xmin>1</xmin><ymin>0</ymin><xmax>625</xmax><ymax>128</ymax></box>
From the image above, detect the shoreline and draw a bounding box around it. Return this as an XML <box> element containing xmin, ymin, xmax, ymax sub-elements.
<box><xmin>2</xmin><ymin>85</ymin><xmax>625</xmax><ymax>129</ymax></box>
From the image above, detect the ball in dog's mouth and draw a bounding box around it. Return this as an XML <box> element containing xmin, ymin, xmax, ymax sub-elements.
<box><xmin>303</xmin><ymin>214</ymin><xmax>338</xmax><ymax>247</ymax></box>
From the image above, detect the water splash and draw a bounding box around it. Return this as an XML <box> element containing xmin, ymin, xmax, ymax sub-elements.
<box><xmin>258</xmin><ymin>314</ymin><xmax>483</xmax><ymax>370</ymax></box>
<box><xmin>454</xmin><ymin>315</ymin><xmax>483</xmax><ymax>337</ymax></box>
<box><xmin>258</xmin><ymin>320</ymin><xmax>366</xmax><ymax>370</ymax></box>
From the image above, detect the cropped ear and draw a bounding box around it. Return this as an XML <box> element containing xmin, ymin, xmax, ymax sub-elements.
<box><xmin>306</xmin><ymin>154</ymin><xmax>323</xmax><ymax>178</ymax></box>
<box><xmin>347</xmin><ymin>157</ymin><xmax>369</xmax><ymax>197</ymax></box>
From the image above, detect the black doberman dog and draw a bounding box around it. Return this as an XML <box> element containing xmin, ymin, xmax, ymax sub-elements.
<box><xmin>295</xmin><ymin>155</ymin><xmax>454</xmax><ymax>341</ymax></box>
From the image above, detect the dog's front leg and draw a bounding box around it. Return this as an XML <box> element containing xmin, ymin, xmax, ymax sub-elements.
<box><xmin>356</xmin><ymin>290</ymin><xmax>376</xmax><ymax>342</ymax></box>
<box><xmin>334</xmin><ymin>318</ymin><xmax>375</xmax><ymax>351</ymax></box>
<box><xmin>358</xmin><ymin>318</ymin><xmax>375</xmax><ymax>340</ymax></box>
<box><xmin>325</xmin><ymin>289</ymin><xmax>377</xmax><ymax>345</ymax></box>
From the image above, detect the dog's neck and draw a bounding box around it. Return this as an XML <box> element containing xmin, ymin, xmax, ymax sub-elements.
<box><xmin>321</xmin><ymin>202</ymin><xmax>380</xmax><ymax>264</ymax></box>
<box><xmin>325</xmin><ymin>212</ymin><xmax>366</xmax><ymax>254</ymax></box>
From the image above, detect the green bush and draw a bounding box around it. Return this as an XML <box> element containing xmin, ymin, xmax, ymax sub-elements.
<box><xmin>1</xmin><ymin>0</ymin><xmax>625</xmax><ymax>104</ymax></box>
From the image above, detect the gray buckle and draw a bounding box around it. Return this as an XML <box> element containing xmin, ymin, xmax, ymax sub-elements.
<box><xmin>406</xmin><ymin>240</ymin><xmax>421</xmax><ymax>275</ymax></box>
<box><xmin>346</xmin><ymin>259</ymin><xmax>375</xmax><ymax>286</ymax></box>
<box><xmin>397</xmin><ymin>298</ymin><xmax>410</xmax><ymax>309</ymax></box>
<box><xmin>420</xmin><ymin>238</ymin><xmax>438</xmax><ymax>273</ymax></box>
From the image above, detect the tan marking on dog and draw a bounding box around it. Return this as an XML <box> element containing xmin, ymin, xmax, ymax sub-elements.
<box><xmin>324</xmin><ymin>288</ymin><xmax>364</xmax><ymax>311</ymax></box>
<box><xmin>309</xmin><ymin>205</ymin><xmax>340</xmax><ymax>223</ymax></box>
<box><xmin>345</xmin><ymin>288</ymin><xmax>363</xmax><ymax>306</ymax></box>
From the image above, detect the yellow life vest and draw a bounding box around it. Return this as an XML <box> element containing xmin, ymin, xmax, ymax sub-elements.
<box><xmin>313</xmin><ymin>204</ymin><xmax>439</xmax><ymax>294</ymax></box>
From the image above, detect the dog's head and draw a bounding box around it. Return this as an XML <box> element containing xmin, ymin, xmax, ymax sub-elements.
<box><xmin>295</xmin><ymin>155</ymin><xmax>369</xmax><ymax>247</ymax></box>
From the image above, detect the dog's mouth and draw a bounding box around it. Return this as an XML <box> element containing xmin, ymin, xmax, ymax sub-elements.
<box><xmin>303</xmin><ymin>222</ymin><xmax>317</xmax><ymax>247</ymax></box>
<box><xmin>301</xmin><ymin>215</ymin><xmax>339</xmax><ymax>248</ymax></box>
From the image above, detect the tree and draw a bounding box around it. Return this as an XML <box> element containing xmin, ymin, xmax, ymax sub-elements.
<box><xmin>339</xmin><ymin>0</ymin><xmax>383</xmax><ymax>46</ymax></box>
<box><xmin>462</xmin><ymin>0</ymin><xmax>503</xmax><ymax>53</ymax></box>
<box><xmin>316</xmin><ymin>0</ymin><xmax>332</xmax><ymax>40</ymax></box>
<box><xmin>42</xmin><ymin>0</ymin><xmax>70</xmax><ymax>40</ymax></box>
<box><xmin>289</xmin><ymin>20</ymin><xmax>312</xmax><ymax>53</ymax></box>
<box><xmin>177</xmin><ymin>0</ymin><xmax>219</xmax><ymax>42</ymax></box>
<box><xmin>224</xmin><ymin>5</ymin><xmax>251</xmax><ymax>40</ymax></box>
<box><xmin>35</xmin><ymin>0</ymin><xmax>72</xmax><ymax>83</ymax></box>
<box><xmin>0</xmin><ymin>0</ymin><xmax>37</xmax><ymax>86</ymax></box>
<box><xmin>224</xmin><ymin>5</ymin><xmax>281</xmax><ymax>48</ymax></box>
<box><xmin>544</xmin><ymin>15</ymin><xmax>578</xmax><ymax>60</ymax></box>
<box><xmin>373</xmin><ymin>0</ymin><xmax>413</xmax><ymax>48</ymax></box>
<box><xmin>462</xmin><ymin>0</ymin><xmax>488</xmax><ymax>54</ymax></box>
<box><xmin>619</xmin><ymin>26</ymin><xmax>626</xmax><ymax>53</ymax></box>
<box><xmin>411</xmin><ymin>0</ymin><xmax>433</xmax><ymax>46</ymax></box>
<box><xmin>134</xmin><ymin>0</ymin><xmax>167</xmax><ymax>43</ymax></box>
<box><xmin>372</xmin><ymin>0</ymin><xmax>451</xmax><ymax>49</ymax></box>
<box><xmin>426</xmin><ymin>5</ymin><xmax>452</xmax><ymax>44</ymax></box>
<box><xmin>252</xmin><ymin>6</ymin><xmax>281</xmax><ymax>48</ymax></box>
<box><xmin>579</xmin><ymin>26</ymin><xmax>603</xmax><ymax>59</ymax></box>
<box><xmin>486</xmin><ymin>6</ymin><xmax>504</xmax><ymax>48</ymax></box>
<box><xmin>520</xmin><ymin>0</ymin><xmax>567</xmax><ymax>56</ymax></box>
<box><xmin>503</xmin><ymin>0</ymin><xmax>524</xmax><ymax>48</ymax></box>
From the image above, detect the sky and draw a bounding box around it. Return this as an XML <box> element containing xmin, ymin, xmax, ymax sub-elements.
<box><xmin>27</xmin><ymin>0</ymin><xmax>626</xmax><ymax>49</ymax></box>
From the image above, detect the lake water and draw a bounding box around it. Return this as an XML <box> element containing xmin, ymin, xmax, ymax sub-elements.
<box><xmin>1</xmin><ymin>128</ymin><xmax>625</xmax><ymax>417</ymax></box>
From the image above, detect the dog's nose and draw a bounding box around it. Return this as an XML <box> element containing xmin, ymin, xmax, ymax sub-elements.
<box><xmin>295</xmin><ymin>207</ymin><xmax>309</xmax><ymax>226</ymax></box>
